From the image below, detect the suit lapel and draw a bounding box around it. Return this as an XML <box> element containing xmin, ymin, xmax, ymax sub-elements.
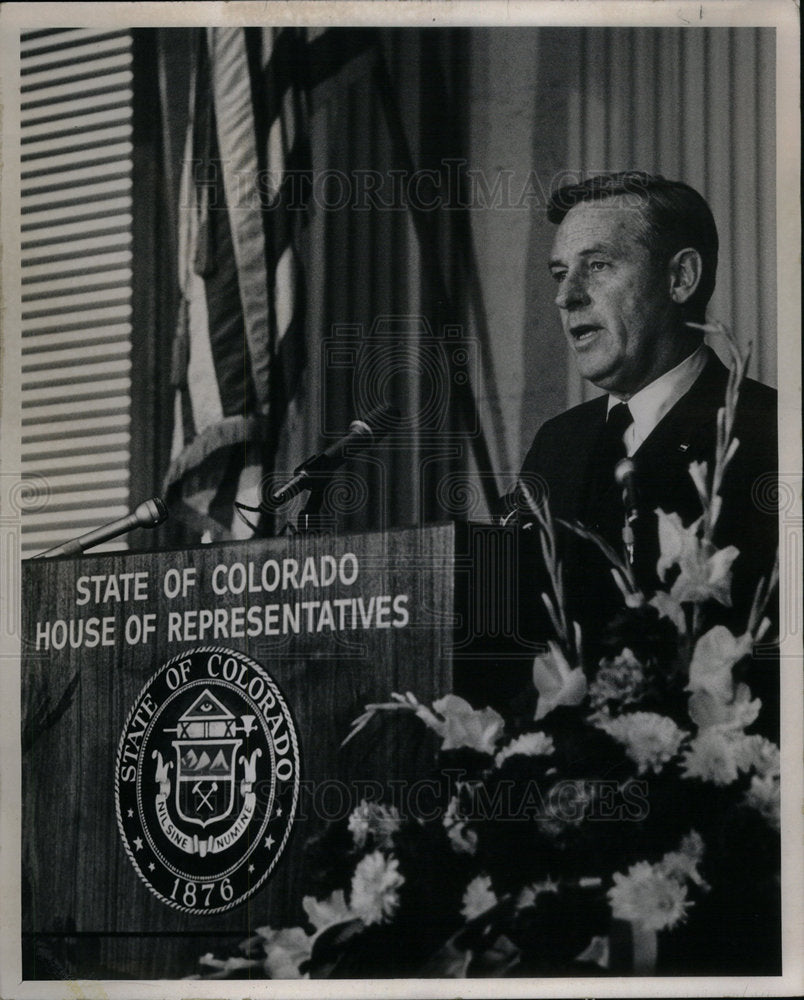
<box><xmin>633</xmin><ymin>349</ymin><xmax>727</xmax><ymax>462</ymax></box>
<box><xmin>630</xmin><ymin>349</ymin><xmax>729</xmax><ymax>518</ymax></box>
<box><xmin>565</xmin><ymin>396</ymin><xmax>608</xmax><ymax>521</ymax></box>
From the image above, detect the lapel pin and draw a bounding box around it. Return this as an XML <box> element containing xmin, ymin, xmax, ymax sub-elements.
<box><xmin>679</xmin><ymin>443</ymin><xmax>689</xmax><ymax>452</ymax></box>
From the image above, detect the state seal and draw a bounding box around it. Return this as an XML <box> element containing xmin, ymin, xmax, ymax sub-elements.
<box><xmin>115</xmin><ymin>646</ymin><xmax>300</xmax><ymax>914</ymax></box>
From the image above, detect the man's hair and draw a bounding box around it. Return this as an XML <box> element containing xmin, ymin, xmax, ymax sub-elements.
<box><xmin>548</xmin><ymin>171</ymin><xmax>719</xmax><ymax>324</ymax></box>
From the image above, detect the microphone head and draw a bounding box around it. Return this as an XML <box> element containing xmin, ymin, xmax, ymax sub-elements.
<box><xmin>614</xmin><ymin>458</ymin><xmax>636</xmax><ymax>485</ymax></box>
<box><xmin>133</xmin><ymin>496</ymin><xmax>168</xmax><ymax>528</ymax></box>
<box><xmin>347</xmin><ymin>403</ymin><xmax>401</xmax><ymax>443</ymax></box>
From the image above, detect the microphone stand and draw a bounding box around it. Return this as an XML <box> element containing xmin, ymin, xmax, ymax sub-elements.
<box><xmin>295</xmin><ymin>479</ymin><xmax>330</xmax><ymax>534</ymax></box>
<box><xmin>270</xmin><ymin>406</ymin><xmax>399</xmax><ymax>535</ymax></box>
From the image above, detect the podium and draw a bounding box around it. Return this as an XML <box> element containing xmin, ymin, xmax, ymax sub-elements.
<box><xmin>21</xmin><ymin>522</ymin><xmax>529</xmax><ymax>979</ymax></box>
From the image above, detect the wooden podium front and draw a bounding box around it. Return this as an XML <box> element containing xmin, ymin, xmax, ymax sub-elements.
<box><xmin>21</xmin><ymin>522</ymin><xmax>528</xmax><ymax>979</ymax></box>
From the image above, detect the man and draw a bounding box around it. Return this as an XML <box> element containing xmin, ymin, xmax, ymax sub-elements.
<box><xmin>500</xmin><ymin>171</ymin><xmax>779</xmax><ymax>976</ymax></box>
<box><xmin>512</xmin><ymin>172</ymin><xmax>777</xmax><ymax>671</ymax></box>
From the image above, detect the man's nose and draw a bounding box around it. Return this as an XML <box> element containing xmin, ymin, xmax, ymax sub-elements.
<box><xmin>555</xmin><ymin>269</ymin><xmax>589</xmax><ymax>310</ymax></box>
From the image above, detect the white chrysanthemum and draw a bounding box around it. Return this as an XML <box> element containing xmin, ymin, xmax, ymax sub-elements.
<box><xmin>657</xmin><ymin>830</ymin><xmax>708</xmax><ymax>888</ymax></box>
<box><xmin>349</xmin><ymin>851</ymin><xmax>404</xmax><ymax>927</ymax></box>
<box><xmin>596</xmin><ymin>711</ymin><xmax>687</xmax><ymax>775</ymax></box>
<box><xmin>460</xmin><ymin>874</ymin><xmax>498</xmax><ymax>920</ymax></box>
<box><xmin>347</xmin><ymin>800</ymin><xmax>401</xmax><ymax>850</ymax></box>
<box><xmin>744</xmin><ymin>773</ymin><xmax>781</xmax><ymax>831</ymax></box>
<box><xmin>681</xmin><ymin>728</ymin><xmax>742</xmax><ymax>786</ymax></box>
<box><xmin>608</xmin><ymin>861</ymin><xmax>691</xmax><ymax>932</ymax></box>
<box><xmin>589</xmin><ymin>648</ymin><xmax>646</xmax><ymax>712</ymax></box>
<box><xmin>495</xmin><ymin>731</ymin><xmax>555</xmax><ymax>768</ymax></box>
<box><xmin>742</xmin><ymin>735</ymin><xmax>781</xmax><ymax>778</ymax></box>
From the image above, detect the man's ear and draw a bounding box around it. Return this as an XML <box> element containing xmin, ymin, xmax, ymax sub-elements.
<box><xmin>668</xmin><ymin>247</ymin><xmax>703</xmax><ymax>304</ymax></box>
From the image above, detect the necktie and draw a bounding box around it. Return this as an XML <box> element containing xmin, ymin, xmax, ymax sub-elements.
<box><xmin>584</xmin><ymin>402</ymin><xmax>634</xmax><ymax>522</ymax></box>
<box><xmin>603</xmin><ymin>401</ymin><xmax>633</xmax><ymax>468</ymax></box>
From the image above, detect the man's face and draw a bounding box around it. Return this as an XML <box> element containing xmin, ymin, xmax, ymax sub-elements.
<box><xmin>548</xmin><ymin>197</ymin><xmax>678</xmax><ymax>398</ymax></box>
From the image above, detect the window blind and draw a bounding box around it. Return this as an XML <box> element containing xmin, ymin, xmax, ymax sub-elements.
<box><xmin>20</xmin><ymin>28</ymin><xmax>134</xmax><ymax>555</ymax></box>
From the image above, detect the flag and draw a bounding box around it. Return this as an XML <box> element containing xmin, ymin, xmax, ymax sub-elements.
<box><xmin>161</xmin><ymin>26</ymin><xmax>312</xmax><ymax>539</ymax></box>
<box><xmin>256</xmin><ymin>27</ymin><xmax>313</xmax><ymax>523</ymax></box>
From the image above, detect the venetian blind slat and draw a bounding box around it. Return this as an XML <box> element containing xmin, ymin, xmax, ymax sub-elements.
<box><xmin>22</xmin><ymin>160</ymin><xmax>132</xmax><ymax>195</ymax></box>
<box><xmin>21</xmin><ymin>488</ymin><xmax>131</xmax><ymax>514</ymax></box>
<box><xmin>21</xmin><ymin>143</ymin><xmax>133</xmax><ymax>179</ymax></box>
<box><xmin>21</xmin><ymin>398</ymin><xmax>130</xmax><ymax>425</ymax></box>
<box><xmin>24</xmin><ymin>431</ymin><xmax>131</xmax><ymax>457</ymax></box>
<box><xmin>22</xmin><ymin>342</ymin><xmax>131</xmax><ymax>371</ymax></box>
<box><xmin>20</xmin><ymin>29</ymin><xmax>130</xmax><ymax>56</ymax></box>
<box><xmin>21</xmin><ymin>268</ymin><xmax>132</xmax><ymax>299</ymax></box>
<box><xmin>20</xmin><ymin>29</ymin><xmax>134</xmax><ymax>555</ymax></box>
<box><xmin>21</xmin><ymin>204</ymin><xmax>133</xmax><ymax>232</ymax></box>
<box><xmin>22</xmin><ymin>359</ymin><xmax>131</xmax><ymax>392</ymax></box>
<box><xmin>21</xmin><ymin>175</ymin><xmax>132</xmax><ymax>209</ymax></box>
<box><xmin>23</xmin><ymin>414</ymin><xmax>134</xmax><ymax>441</ymax></box>
<box><xmin>22</xmin><ymin>305</ymin><xmax>133</xmax><ymax>338</ymax></box>
<box><xmin>21</xmin><ymin>106</ymin><xmax>134</xmax><ymax>145</ymax></box>
<box><xmin>21</xmin><ymin>72</ymin><xmax>134</xmax><ymax>112</ymax></box>
<box><xmin>22</xmin><ymin>125</ymin><xmax>133</xmax><ymax>159</ymax></box>
<box><xmin>23</xmin><ymin>469</ymin><xmax>130</xmax><ymax>494</ymax></box>
<box><xmin>22</xmin><ymin>376</ymin><xmax>132</xmax><ymax>408</ymax></box>
<box><xmin>22</xmin><ymin>231</ymin><xmax>133</xmax><ymax>263</ymax></box>
<box><xmin>21</xmin><ymin>43</ymin><xmax>133</xmax><ymax>81</ymax></box>
<box><xmin>21</xmin><ymin>252</ymin><xmax>132</xmax><ymax>282</ymax></box>
<box><xmin>24</xmin><ymin>449</ymin><xmax>132</xmax><ymax>475</ymax></box>
<box><xmin>21</xmin><ymin>324</ymin><xmax>133</xmax><ymax>355</ymax></box>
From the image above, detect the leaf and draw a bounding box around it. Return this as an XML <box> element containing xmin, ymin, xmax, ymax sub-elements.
<box><xmin>307</xmin><ymin>917</ymin><xmax>365</xmax><ymax>977</ymax></box>
<box><xmin>416</xmin><ymin>939</ymin><xmax>473</xmax><ymax>978</ymax></box>
<box><xmin>471</xmin><ymin>934</ymin><xmax>522</xmax><ymax>977</ymax></box>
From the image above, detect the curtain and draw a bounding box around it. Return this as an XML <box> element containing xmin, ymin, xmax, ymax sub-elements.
<box><xmin>564</xmin><ymin>27</ymin><xmax>776</xmax><ymax>403</ymax></box>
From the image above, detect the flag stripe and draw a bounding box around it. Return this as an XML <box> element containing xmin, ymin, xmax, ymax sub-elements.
<box><xmin>209</xmin><ymin>27</ymin><xmax>272</xmax><ymax>417</ymax></box>
<box><xmin>259</xmin><ymin>27</ymin><xmax>312</xmax><ymax>467</ymax></box>
<box><xmin>163</xmin><ymin>28</ymin><xmax>266</xmax><ymax>537</ymax></box>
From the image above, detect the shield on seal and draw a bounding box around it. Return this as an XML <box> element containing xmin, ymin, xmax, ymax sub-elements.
<box><xmin>171</xmin><ymin>689</ymin><xmax>241</xmax><ymax>829</ymax></box>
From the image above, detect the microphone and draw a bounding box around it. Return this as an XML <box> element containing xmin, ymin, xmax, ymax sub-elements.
<box><xmin>271</xmin><ymin>404</ymin><xmax>400</xmax><ymax>506</ymax></box>
<box><xmin>34</xmin><ymin>497</ymin><xmax>168</xmax><ymax>559</ymax></box>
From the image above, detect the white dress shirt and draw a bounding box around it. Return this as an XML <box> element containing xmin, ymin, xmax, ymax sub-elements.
<box><xmin>606</xmin><ymin>343</ymin><xmax>708</xmax><ymax>456</ymax></box>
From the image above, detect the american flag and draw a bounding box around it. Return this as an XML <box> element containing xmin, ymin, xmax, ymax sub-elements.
<box><xmin>162</xmin><ymin>26</ymin><xmax>311</xmax><ymax>539</ymax></box>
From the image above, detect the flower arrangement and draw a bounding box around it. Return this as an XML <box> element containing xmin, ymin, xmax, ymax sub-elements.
<box><xmin>192</xmin><ymin>324</ymin><xmax>780</xmax><ymax>979</ymax></box>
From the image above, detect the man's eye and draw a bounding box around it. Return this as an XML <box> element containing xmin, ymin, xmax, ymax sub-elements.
<box><xmin>589</xmin><ymin>260</ymin><xmax>609</xmax><ymax>272</ymax></box>
<box><xmin>550</xmin><ymin>270</ymin><xmax>566</xmax><ymax>283</ymax></box>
